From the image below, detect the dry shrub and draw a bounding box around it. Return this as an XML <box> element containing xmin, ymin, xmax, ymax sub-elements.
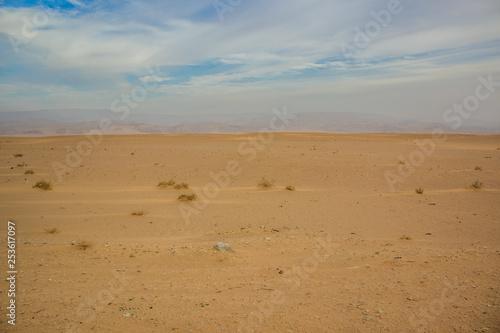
<box><xmin>33</xmin><ymin>180</ymin><xmax>52</xmax><ymax>191</ymax></box>
<box><xmin>157</xmin><ymin>179</ymin><xmax>176</xmax><ymax>188</ymax></box>
<box><xmin>470</xmin><ymin>180</ymin><xmax>483</xmax><ymax>189</ymax></box>
<box><xmin>174</xmin><ymin>182</ymin><xmax>189</xmax><ymax>189</ymax></box>
<box><xmin>258</xmin><ymin>177</ymin><xmax>275</xmax><ymax>188</ymax></box>
<box><xmin>77</xmin><ymin>241</ymin><xmax>92</xmax><ymax>250</ymax></box>
<box><xmin>178</xmin><ymin>193</ymin><xmax>197</xmax><ymax>201</ymax></box>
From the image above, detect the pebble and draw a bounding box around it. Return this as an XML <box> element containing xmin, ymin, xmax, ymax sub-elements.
<box><xmin>213</xmin><ymin>242</ymin><xmax>232</xmax><ymax>252</ymax></box>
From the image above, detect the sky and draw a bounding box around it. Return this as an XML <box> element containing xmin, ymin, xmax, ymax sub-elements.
<box><xmin>0</xmin><ymin>0</ymin><xmax>499</xmax><ymax>125</ymax></box>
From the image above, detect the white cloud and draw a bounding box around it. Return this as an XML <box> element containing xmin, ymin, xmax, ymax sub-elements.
<box><xmin>65</xmin><ymin>0</ymin><xmax>86</xmax><ymax>7</ymax></box>
<box><xmin>139</xmin><ymin>75</ymin><xmax>171</xmax><ymax>83</ymax></box>
<box><xmin>0</xmin><ymin>0</ymin><xmax>499</xmax><ymax>123</ymax></box>
<box><xmin>291</xmin><ymin>63</ymin><xmax>328</xmax><ymax>70</ymax></box>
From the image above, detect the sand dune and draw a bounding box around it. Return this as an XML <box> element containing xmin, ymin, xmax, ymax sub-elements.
<box><xmin>0</xmin><ymin>133</ymin><xmax>499</xmax><ymax>332</ymax></box>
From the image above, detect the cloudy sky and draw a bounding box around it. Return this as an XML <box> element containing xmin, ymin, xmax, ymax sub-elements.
<box><xmin>0</xmin><ymin>0</ymin><xmax>499</xmax><ymax>124</ymax></box>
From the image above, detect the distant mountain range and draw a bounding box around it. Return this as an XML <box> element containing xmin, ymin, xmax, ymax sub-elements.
<box><xmin>0</xmin><ymin>109</ymin><xmax>498</xmax><ymax>136</ymax></box>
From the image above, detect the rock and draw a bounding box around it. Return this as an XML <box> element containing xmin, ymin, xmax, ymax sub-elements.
<box><xmin>213</xmin><ymin>242</ymin><xmax>232</xmax><ymax>252</ymax></box>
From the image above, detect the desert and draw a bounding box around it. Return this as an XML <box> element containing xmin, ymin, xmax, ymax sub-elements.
<box><xmin>0</xmin><ymin>133</ymin><xmax>499</xmax><ymax>332</ymax></box>
<box><xmin>1</xmin><ymin>1</ymin><xmax>500</xmax><ymax>331</ymax></box>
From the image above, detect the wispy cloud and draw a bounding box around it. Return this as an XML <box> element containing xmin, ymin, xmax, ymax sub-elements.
<box><xmin>0</xmin><ymin>0</ymin><xmax>499</xmax><ymax>124</ymax></box>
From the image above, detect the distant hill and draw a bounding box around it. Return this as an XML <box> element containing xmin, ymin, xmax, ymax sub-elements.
<box><xmin>0</xmin><ymin>109</ymin><xmax>498</xmax><ymax>136</ymax></box>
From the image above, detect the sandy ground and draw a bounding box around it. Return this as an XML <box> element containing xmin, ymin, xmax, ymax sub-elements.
<box><xmin>0</xmin><ymin>133</ymin><xmax>499</xmax><ymax>332</ymax></box>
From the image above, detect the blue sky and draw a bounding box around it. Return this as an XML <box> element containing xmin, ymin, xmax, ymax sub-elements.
<box><xmin>0</xmin><ymin>0</ymin><xmax>499</xmax><ymax>124</ymax></box>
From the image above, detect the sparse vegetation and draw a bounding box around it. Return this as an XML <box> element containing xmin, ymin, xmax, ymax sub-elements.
<box><xmin>33</xmin><ymin>180</ymin><xmax>52</xmax><ymax>191</ymax></box>
<box><xmin>25</xmin><ymin>169</ymin><xmax>34</xmax><ymax>175</ymax></box>
<box><xmin>45</xmin><ymin>227</ymin><xmax>59</xmax><ymax>234</ymax></box>
<box><xmin>174</xmin><ymin>182</ymin><xmax>189</xmax><ymax>189</ymax></box>
<box><xmin>475</xmin><ymin>166</ymin><xmax>482</xmax><ymax>171</ymax></box>
<box><xmin>178</xmin><ymin>193</ymin><xmax>197</xmax><ymax>201</ymax></box>
<box><xmin>13</xmin><ymin>153</ymin><xmax>23</xmax><ymax>157</ymax></box>
<box><xmin>415</xmin><ymin>187</ymin><xmax>424</xmax><ymax>194</ymax></box>
<box><xmin>258</xmin><ymin>177</ymin><xmax>275</xmax><ymax>188</ymax></box>
<box><xmin>77</xmin><ymin>240</ymin><xmax>92</xmax><ymax>250</ymax></box>
<box><xmin>157</xmin><ymin>179</ymin><xmax>176</xmax><ymax>188</ymax></box>
<box><xmin>17</xmin><ymin>162</ymin><xmax>27</xmax><ymax>167</ymax></box>
<box><xmin>131</xmin><ymin>210</ymin><xmax>146</xmax><ymax>216</ymax></box>
<box><xmin>285</xmin><ymin>185</ymin><xmax>295</xmax><ymax>191</ymax></box>
<box><xmin>400</xmin><ymin>235</ymin><xmax>412</xmax><ymax>240</ymax></box>
<box><xmin>470</xmin><ymin>180</ymin><xmax>483</xmax><ymax>189</ymax></box>
<box><xmin>398</xmin><ymin>160</ymin><xmax>405</xmax><ymax>165</ymax></box>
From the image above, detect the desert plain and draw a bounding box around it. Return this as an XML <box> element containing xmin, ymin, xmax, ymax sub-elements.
<box><xmin>0</xmin><ymin>133</ymin><xmax>499</xmax><ymax>332</ymax></box>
